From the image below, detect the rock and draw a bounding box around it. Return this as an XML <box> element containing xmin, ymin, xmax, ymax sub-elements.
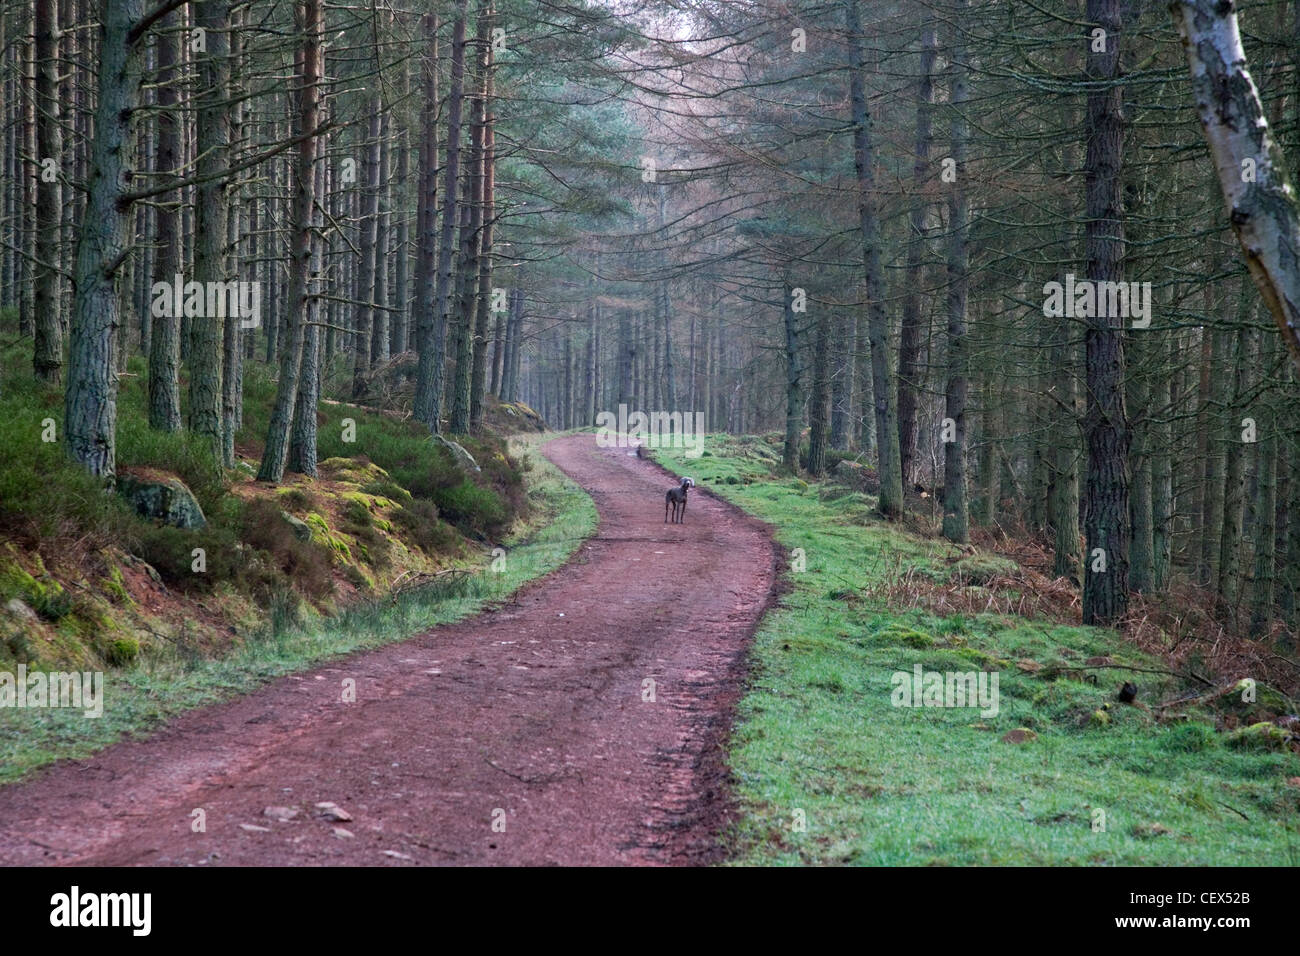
<box><xmin>117</xmin><ymin>471</ymin><xmax>207</xmax><ymax>529</ymax></box>
<box><xmin>239</xmin><ymin>823</ymin><xmax>272</xmax><ymax>833</ymax></box>
<box><xmin>315</xmin><ymin>801</ymin><xmax>353</xmax><ymax>822</ymax></box>
<box><xmin>122</xmin><ymin>553</ymin><xmax>164</xmax><ymax>585</ymax></box>
<box><xmin>263</xmin><ymin>806</ymin><xmax>300</xmax><ymax>822</ymax></box>
<box><xmin>1015</xmin><ymin>659</ymin><xmax>1042</xmax><ymax>674</ymax></box>
<box><xmin>833</xmin><ymin>459</ymin><xmax>864</xmax><ymax>479</ymax></box>
<box><xmin>1225</xmin><ymin>721</ymin><xmax>1296</xmax><ymax>751</ymax></box>
<box><xmin>281</xmin><ymin>511</ymin><xmax>313</xmax><ymax>542</ymax></box>
<box><xmin>1001</xmin><ymin>728</ymin><xmax>1038</xmax><ymax>744</ymax></box>
<box><xmin>4</xmin><ymin>599</ymin><xmax>38</xmax><ymax>623</ymax></box>
<box><xmin>333</xmin><ymin>827</ymin><xmax>355</xmax><ymax>839</ymax></box>
<box><xmin>381</xmin><ymin>850</ymin><xmax>413</xmax><ymax>861</ymax></box>
<box><xmin>432</xmin><ymin>434</ymin><xmax>480</xmax><ymax>473</ymax></box>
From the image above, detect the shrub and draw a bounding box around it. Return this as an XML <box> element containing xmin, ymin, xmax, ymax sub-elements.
<box><xmin>128</xmin><ymin>521</ymin><xmax>243</xmax><ymax>593</ymax></box>
<box><xmin>434</xmin><ymin>479</ymin><xmax>507</xmax><ymax>537</ymax></box>
<box><xmin>240</xmin><ymin>498</ymin><xmax>335</xmax><ymax>600</ymax></box>
<box><xmin>392</xmin><ymin>499</ymin><xmax>462</xmax><ymax>557</ymax></box>
<box><xmin>106</xmin><ymin>636</ymin><xmax>140</xmax><ymax>666</ymax></box>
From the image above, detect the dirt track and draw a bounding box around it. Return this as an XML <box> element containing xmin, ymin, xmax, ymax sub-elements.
<box><xmin>0</xmin><ymin>434</ymin><xmax>778</xmax><ymax>866</ymax></box>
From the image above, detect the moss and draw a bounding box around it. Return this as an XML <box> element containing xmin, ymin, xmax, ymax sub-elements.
<box><xmin>873</xmin><ymin>622</ymin><xmax>934</xmax><ymax>648</ymax></box>
<box><xmin>100</xmin><ymin>562</ymin><xmax>132</xmax><ymax>605</ymax></box>
<box><xmin>0</xmin><ymin>555</ymin><xmax>72</xmax><ymax>622</ymax></box>
<box><xmin>106</xmin><ymin>636</ymin><xmax>140</xmax><ymax>666</ymax></box>
<box><xmin>304</xmin><ymin>512</ymin><xmax>352</xmax><ymax>562</ymax></box>
<box><xmin>955</xmin><ymin>646</ymin><xmax>999</xmax><ymax>668</ymax></box>
<box><xmin>1225</xmin><ymin>722</ymin><xmax>1295</xmax><ymax>751</ymax></box>
<box><xmin>342</xmin><ymin>498</ymin><xmax>373</xmax><ymax>527</ymax></box>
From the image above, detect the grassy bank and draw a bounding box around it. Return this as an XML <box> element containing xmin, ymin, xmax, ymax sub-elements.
<box><xmin>0</xmin><ymin>434</ymin><xmax>595</xmax><ymax>784</ymax></box>
<box><xmin>654</xmin><ymin>435</ymin><xmax>1300</xmax><ymax>865</ymax></box>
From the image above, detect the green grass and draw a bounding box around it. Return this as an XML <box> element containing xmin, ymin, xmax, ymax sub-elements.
<box><xmin>0</xmin><ymin>434</ymin><xmax>596</xmax><ymax>783</ymax></box>
<box><xmin>655</xmin><ymin>435</ymin><xmax>1300</xmax><ymax>866</ymax></box>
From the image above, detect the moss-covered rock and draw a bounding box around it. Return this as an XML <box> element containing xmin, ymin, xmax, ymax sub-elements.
<box><xmin>1225</xmin><ymin>721</ymin><xmax>1296</xmax><ymax>751</ymax></box>
<box><xmin>117</xmin><ymin>470</ymin><xmax>207</xmax><ymax>529</ymax></box>
<box><xmin>946</xmin><ymin>554</ymin><xmax>1019</xmax><ymax>586</ymax></box>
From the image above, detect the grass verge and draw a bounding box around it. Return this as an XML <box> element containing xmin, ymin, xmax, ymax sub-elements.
<box><xmin>654</xmin><ymin>434</ymin><xmax>1300</xmax><ymax>865</ymax></box>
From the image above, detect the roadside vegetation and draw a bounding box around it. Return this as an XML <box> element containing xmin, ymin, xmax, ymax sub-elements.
<box><xmin>654</xmin><ymin>435</ymin><xmax>1300</xmax><ymax>865</ymax></box>
<box><xmin>0</xmin><ymin>318</ymin><xmax>594</xmax><ymax>782</ymax></box>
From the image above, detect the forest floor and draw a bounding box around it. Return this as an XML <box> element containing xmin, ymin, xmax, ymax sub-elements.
<box><xmin>0</xmin><ymin>434</ymin><xmax>778</xmax><ymax>866</ymax></box>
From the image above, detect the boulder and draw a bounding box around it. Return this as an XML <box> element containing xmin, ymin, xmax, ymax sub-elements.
<box><xmin>281</xmin><ymin>511</ymin><xmax>313</xmax><ymax>542</ymax></box>
<box><xmin>117</xmin><ymin>472</ymin><xmax>207</xmax><ymax>529</ymax></box>
<box><xmin>4</xmin><ymin>598</ymin><xmax>38</xmax><ymax>624</ymax></box>
<box><xmin>432</xmin><ymin>434</ymin><xmax>481</xmax><ymax>474</ymax></box>
<box><xmin>833</xmin><ymin>459</ymin><xmax>864</xmax><ymax>480</ymax></box>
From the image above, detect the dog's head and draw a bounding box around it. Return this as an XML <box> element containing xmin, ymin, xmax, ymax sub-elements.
<box><xmin>680</xmin><ymin>477</ymin><xmax>695</xmax><ymax>490</ymax></box>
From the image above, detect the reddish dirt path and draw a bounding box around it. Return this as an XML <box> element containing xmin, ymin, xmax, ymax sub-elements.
<box><xmin>0</xmin><ymin>435</ymin><xmax>778</xmax><ymax>866</ymax></box>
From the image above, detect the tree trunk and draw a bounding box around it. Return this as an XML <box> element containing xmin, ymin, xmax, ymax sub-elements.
<box><xmin>1173</xmin><ymin>0</ymin><xmax>1300</xmax><ymax>374</ymax></box>
<box><xmin>290</xmin><ymin>145</ymin><xmax>326</xmax><ymax>478</ymax></box>
<box><xmin>258</xmin><ymin>0</ymin><xmax>321</xmax><ymax>483</ymax></box>
<box><xmin>63</xmin><ymin>0</ymin><xmax>147</xmax><ymax>479</ymax></box>
<box><xmin>416</xmin><ymin>0</ymin><xmax>468</xmax><ymax>432</ymax></box>
<box><xmin>451</xmin><ymin>10</ymin><xmax>490</xmax><ymax>434</ymax></box>
<box><xmin>807</xmin><ymin>304</ymin><xmax>830</xmax><ymax>476</ymax></box>
<box><xmin>942</xmin><ymin>5</ymin><xmax>970</xmax><ymax>545</ymax></box>
<box><xmin>189</xmin><ymin>0</ymin><xmax>231</xmax><ymax>463</ymax></box>
<box><xmin>897</xmin><ymin>25</ymin><xmax>936</xmax><ymax>486</ymax></box>
<box><xmin>1081</xmin><ymin>0</ymin><xmax>1130</xmax><ymax>626</ymax></box>
<box><xmin>1217</xmin><ymin>326</ymin><xmax>1249</xmax><ymax>613</ymax></box>
<box><xmin>845</xmin><ymin>0</ymin><xmax>904</xmax><ymax>517</ymax></box>
<box><xmin>148</xmin><ymin>10</ymin><xmax>182</xmax><ymax>431</ymax></box>
<box><xmin>781</xmin><ymin>281</ymin><xmax>803</xmax><ymax>473</ymax></box>
<box><xmin>32</xmin><ymin>0</ymin><xmax>63</xmax><ymax>382</ymax></box>
<box><xmin>352</xmin><ymin>93</ymin><xmax>381</xmax><ymax>397</ymax></box>
<box><xmin>412</xmin><ymin>11</ymin><xmax>440</xmax><ymax>421</ymax></box>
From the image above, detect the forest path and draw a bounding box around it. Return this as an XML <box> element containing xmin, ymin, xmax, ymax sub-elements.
<box><xmin>0</xmin><ymin>434</ymin><xmax>778</xmax><ymax>866</ymax></box>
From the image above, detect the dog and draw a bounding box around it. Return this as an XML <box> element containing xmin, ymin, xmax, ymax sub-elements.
<box><xmin>665</xmin><ymin>477</ymin><xmax>695</xmax><ymax>524</ymax></box>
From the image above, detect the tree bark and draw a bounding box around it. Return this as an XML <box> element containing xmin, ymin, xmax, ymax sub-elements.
<box><xmin>845</xmin><ymin>0</ymin><xmax>904</xmax><ymax>517</ymax></box>
<box><xmin>258</xmin><ymin>0</ymin><xmax>321</xmax><ymax>483</ymax></box>
<box><xmin>412</xmin><ymin>11</ymin><xmax>440</xmax><ymax>421</ymax></box>
<box><xmin>942</xmin><ymin>3</ymin><xmax>970</xmax><ymax>545</ymax></box>
<box><xmin>32</xmin><ymin>0</ymin><xmax>63</xmax><ymax>382</ymax></box>
<box><xmin>148</xmin><ymin>10</ymin><xmax>182</xmax><ymax>431</ymax></box>
<box><xmin>1081</xmin><ymin>0</ymin><xmax>1131</xmax><ymax>626</ymax></box>
<box><xmin>189</xmin><ymin>0</ymin><xmax>231</xmax><ymax>463</ymax></box>
<box><xmin>897</xmin><ymin>25</ymin><xmax>937</xmax><ymax>486</ymax></box>
<box><xmin>1173</xmin><ymin>0</ymin><xmax>1300</xmax><ymax>374</ymax></box>
<box><xmin>415</xmin><ymin>0</ymin><xmax>468</xmax><ymax>432</ymax></box>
